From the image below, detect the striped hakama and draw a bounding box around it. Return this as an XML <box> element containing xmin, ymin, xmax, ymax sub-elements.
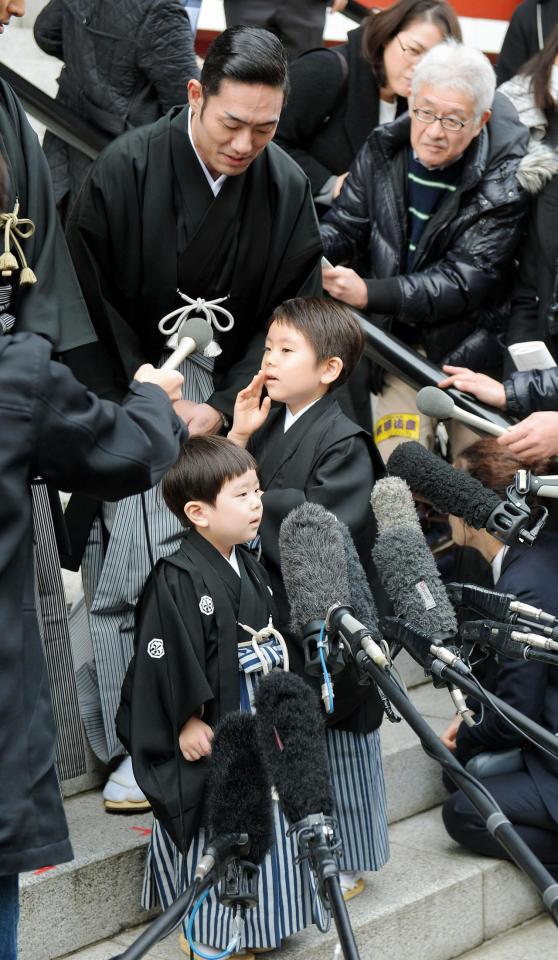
<box><xmin>142</xmin><ymin>638</ymin><xmax>389</xmax><ymax>951</ymax></box>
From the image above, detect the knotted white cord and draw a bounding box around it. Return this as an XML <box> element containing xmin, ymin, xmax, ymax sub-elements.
<box><xmin>158</xmin><ymin>289</ymin><xmax>235</xmax><ymax>358</ymax></box>
<box><xmin>237</xmin><ymin>617</ymin><xmax>290</xmax><ymax>675</ymax></box>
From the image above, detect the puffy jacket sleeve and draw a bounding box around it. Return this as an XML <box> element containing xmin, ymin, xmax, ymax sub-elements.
<box><xmin>504</xmin><ymin>365</ymin><xmax>558</xmax><ymax>418</ymax></box>
<box><xmin>33</xmin><ymin>0</ymin><xmax>64</xmax><ymax>60</ymax></box>
<box><xmin>136</xmin><ymin>0</ymin><xmax>199</xmax><ymax>112</ymax></box>
<box><xmin>320</xmin><ymin>142</ymin><xmax>374</xmax><ymax>265</ymax></box>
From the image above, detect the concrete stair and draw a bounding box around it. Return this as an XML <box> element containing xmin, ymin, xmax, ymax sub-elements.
<box><xmin>19</xmin><ymin>665</ymin><xmax>550</xmax><ymax>960</ymax></box>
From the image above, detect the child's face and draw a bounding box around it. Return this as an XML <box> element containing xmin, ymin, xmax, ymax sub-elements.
<box><xmin>189</xmin><ymin>468</ymin><xmax>263</xmax><ymax>556</ymax></box>
<box><xmin>262</xmin><ymin>320</ymin><xmax>340</xmax><ymax>414</ymax></box>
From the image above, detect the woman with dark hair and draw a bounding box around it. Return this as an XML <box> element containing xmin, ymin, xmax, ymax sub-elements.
<box><xmin>439</xmin><ymin>437</ymin><xmax>558</xmax><ymax>875</ymax></box>
<box><xmin>274</xmin><ymin>0</ymin><xmax>462</xmax><ymax>212</ymax></box>
<box><xmin>499</xmin><ymin>20</ymin><xmax>558</xmax><ymax>143</ymax></box>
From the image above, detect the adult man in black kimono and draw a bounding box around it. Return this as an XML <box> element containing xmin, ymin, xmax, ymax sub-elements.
<box><xmin>63</xmin><ymin>26</ymin><xmax>322</xmax><ymax>798</ymax></box>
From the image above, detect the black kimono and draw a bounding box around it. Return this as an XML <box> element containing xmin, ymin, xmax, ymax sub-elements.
<box><xmin>249</xmin><ymin>392</ymin><xmax>386</xmax><ymax>732</ymax></box>
<box><xmin>117</xmin><ymin>530</ymin><xmax>274</xmax><ymax>852</ymax></box>
<box><xmin>0</xmin><ymin>79</ymin><xmax>95</xmax><ymax>352</ymax></box>
<box><xmin>64</xmin><ymin>105</ymin><xmax>323</xmax><ymax>410</ymax></box>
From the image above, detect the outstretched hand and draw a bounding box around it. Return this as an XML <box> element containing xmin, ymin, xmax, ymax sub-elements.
<box><xmin>228</xmin><ymin>371</ymin><xmax>271</xmax><ymax>447</ymax></box>
<box><xmin>497</xmin><ymin>411</ymin><xmax>558</xmax><ymax>462</ymax></box>
<box><xmin>438</xmin><ymin>365</ymin><xmax>507</xmax><ymax>410</ymax></box>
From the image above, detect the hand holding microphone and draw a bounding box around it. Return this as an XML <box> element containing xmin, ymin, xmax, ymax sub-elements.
<box><xmin>133</xmin><ymin>364</ymin><xmax>184</xmax><ymax>403</ymax></box>
<box><xmin>438</xmin><ymin>366</ymin><xmax>507</xmax><ymax>410</ymax></box>
<box><xmin>416</xmin><ymin>385</ymin><xmax>508</xmax><ymax>438</ymax></box>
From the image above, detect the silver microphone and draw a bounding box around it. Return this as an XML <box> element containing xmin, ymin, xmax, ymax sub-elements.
<box><xmin>416</xmin><ymin>386</ymin><xmax>508</xmax><ymax>438</ymax></box>
<box><xmin>160</xmin><ymin>316</ymin><xmax>213</xmax><ymax>371</ymax></box>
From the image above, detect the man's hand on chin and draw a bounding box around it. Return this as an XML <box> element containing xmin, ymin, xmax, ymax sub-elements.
<box><xmin>174</xmin><ymin>400</ymin><xmax>223</xmax><ymax>436</ymax></box>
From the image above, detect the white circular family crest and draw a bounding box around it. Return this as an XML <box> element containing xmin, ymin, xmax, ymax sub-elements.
<box><xmin>147</xmin><ymin>638</ymin><xmax>165</xmax><ymax>659</ymax></box>
<box><xmin>199</xmin><ymin>595</ymin><xmax>214</xmax><ymax>616</ymax></box>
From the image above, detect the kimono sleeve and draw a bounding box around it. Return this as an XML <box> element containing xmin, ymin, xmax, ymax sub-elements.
<box><xmin>123</xmin><ymin>565</ymin><xmax>215</xmax><ymax>846</ymax></box>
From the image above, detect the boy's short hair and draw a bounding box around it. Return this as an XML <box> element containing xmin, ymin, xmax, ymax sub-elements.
<box><xmin>268</xmin><ymin>298</ymin><xmax>364</xmax><ymax>387</ymax></box>
<box><xmin>162</xmin><ymin>436</ymin><xmax>258</xmax><ymax>527</ymax></box>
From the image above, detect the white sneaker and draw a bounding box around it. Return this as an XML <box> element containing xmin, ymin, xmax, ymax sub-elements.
<box><xmin>102</xmin><ymin>756</ymin><xmax>151</xmax><ymax>813</ymax></box>
<box><xmin>339</xmin><ymin>871</ymin><xmax>365</xmax><ymax>902</ymax></box>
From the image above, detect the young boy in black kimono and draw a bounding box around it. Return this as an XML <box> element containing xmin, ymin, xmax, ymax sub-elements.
<box><xmin>118</xmin><ymin>436</ymin><xmax>314</xmax><ymax>959</ymax></box>
<box><xmin>228</xmin><ymin>297</ymin><xmax>390</xmax><ymax>900</ymax></box>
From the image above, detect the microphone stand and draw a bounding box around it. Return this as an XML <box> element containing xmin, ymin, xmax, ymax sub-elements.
<box><xmin>109</xmin><ymin>875</ymin><xmax>212</xmax><ymax>960</ymax></box>
<box><xmin>428</xmin><ymin>660</ymin><xmax>558</xmax><ymax>760</ymax></box>
<box><xmin>290</xmin><ymin>813</ymin><xmax>361</xmax><ymax>960</ymax></box>
<box><xmin>353</xmin><ymin>651</ymin><xmax>558</xmax><ymax>925</ymax></box>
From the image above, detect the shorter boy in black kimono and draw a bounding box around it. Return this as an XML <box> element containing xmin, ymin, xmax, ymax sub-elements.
<box><xmin>228</xmin><ymin>297</ymin><xmax>390</xmax><ymax>900</ymax></box>
<box><xmin>117</xmin><ymin>436</ymin><xmax>314</xmax><ymax>959</ymax></box>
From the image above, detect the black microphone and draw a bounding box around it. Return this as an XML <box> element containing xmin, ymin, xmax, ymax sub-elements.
<box><xmin>460</xmin><ymin>620</ymin><xmax>558</xmax><ymax>660</ymax></box>
<box><xmin>448</xmin><ymin>582</ymin><xmax>558</xmax><ymax>633</ymax></box>
<box><xmin>387</xmin><ymin>442</ymin><xmax>536</xmax><ymax>544</ymax></box>
<box><xmin>195</xmin><ymin>711</ymin><xmax>273</xmax><ymax>887</ymax></box>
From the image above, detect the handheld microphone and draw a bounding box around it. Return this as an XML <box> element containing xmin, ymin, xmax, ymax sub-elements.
<box><xmin>387</xmin><ymin>442</ymin><xmax>536</xmax><ymax>544</ymax></box>
<box><xmin>416</xmin><ymin>386</ymin><xmax>508</xmax><ymax>438</ymax></box>
<box><xmin>160</xmin><ymin>316</ymin><xmax>213</xmax><ymax>372</ymax></box>
<box><xmin>195</xmin><ymin>711</ymin><xmax>273</xmax><ymax>885</ymax></box>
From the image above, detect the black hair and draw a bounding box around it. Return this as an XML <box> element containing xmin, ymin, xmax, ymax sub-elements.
<box><xmin>268</xmin><ymin>297</ymin><xmax>364</xmax><ymax>388</ymax></box>
<box><xmin>201</xmin><ymin>26</ymin><xmax>289</xmax><ymax>99</ymax></box>
<box><xmin>162</xmin><ymin>435</ymin><xmax>258</xmax><ymax>527</ymax></box>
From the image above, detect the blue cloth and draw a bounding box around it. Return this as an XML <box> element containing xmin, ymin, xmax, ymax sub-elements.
<box><xmin>181</xmin><ymin>0</ymin><xmax>202</xmax><ymax>34</ymax></box>
<box><xmin>0</xmin><ymin>875</ymin><xmax>18</xmax><ymax>960</ymax></box>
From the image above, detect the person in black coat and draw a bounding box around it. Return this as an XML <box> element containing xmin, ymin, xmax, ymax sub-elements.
<box><xmin>34</xmin><ymin>0</ymin><xmax>199</xmax><ymax>222</ymax></box>
<box><xmin>223</xmin><ymin>0</ymin><xmax>348</xmax><ymax>61</ymax></box>
<box><xmin>274</xmin><ymin>0</ymin><xmax>462</xmax><ymax>214</ymax></box>
<box><xmin>496</xmin><ymin>0</ymin><xmax>558</xmax><ymax>85</ymax></box>
<box><xmin>439</xmin><ymin>438</ymin><xmax>558</xmax><ymax>873</ymax></box>
<box><xmin>321</xmin><ymin>41</ymin><xmax>539</xmax><ymax>462</ymax></box>
<box><xmin>0</xmin><ymin>332</ymin><xmax>184</xmax><ymax>959</ymax></box>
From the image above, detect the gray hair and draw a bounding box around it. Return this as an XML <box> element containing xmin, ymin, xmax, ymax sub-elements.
<box><xmin>411</xmin><ymin>41</ymin><xmax>496</xmax><ymax>118</ymax></box>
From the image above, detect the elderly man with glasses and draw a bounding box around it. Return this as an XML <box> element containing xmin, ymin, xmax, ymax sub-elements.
<box><xmin>321</xmin><ymin>41</ymin><xmax>556</xmax><ymax>460</ymax></box>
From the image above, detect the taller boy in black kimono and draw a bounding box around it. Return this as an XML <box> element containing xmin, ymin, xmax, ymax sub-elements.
<box><xmin>228</xmin><ymin>298</ymin><xmax>390</xmax><ymax>900</ymax></box>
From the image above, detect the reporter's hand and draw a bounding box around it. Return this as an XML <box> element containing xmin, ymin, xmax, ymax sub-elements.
<box><xmin>332</xmin><ymin>172</ymin><xmax>349</xmax><ymax>200</ymax></box>
<box><xmin>229</xmin><ymin>371</ymin><xmax>271</xmax><ymax>447</ymax></box>
<box><xmin>174</xmin><ymin>400</ymin><xmax>222</xmax><ymax>436</ymax></box>
<box><xmin>179</xmin><ymin>715</ymin><xmax>214</xmax><ymax>762</ymax></box>
<box><xmin>322</xmin><ymin>265</ymin><xmax>368</xmax><ymax>309</ymax></box>
<box><xmin>497</xmin><ymin>411</ymin><xmax>558</xmax><ymax>462</ymax></box>
<box><xmin>440</xmin><ymin>715</ymin><xmax>462</xmax><ymax>751</ymax></box>
<box><xmin>331</xmin><ymin>0</ymin><xmax>348</xmax><ymax>10</ymax></box>
<box><xmin>133</xmin><ymin>364</ymin><xmax>183</xmax><ymax>403</ymax></box>
<box><xmin>439</xmin><ymin>366</ymin><xmax>506</xmax><ymax>409</ymax></box>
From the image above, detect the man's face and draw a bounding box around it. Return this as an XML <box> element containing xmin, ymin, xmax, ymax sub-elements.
<box><xmin>0</xmin><ymin>0</ymin><xmax>25</xmax><ymax>32</ymax></box>
<box><xmin>188</xmin><ymin>78</ymin><xmax>284</xmax><ymax>179</ymax></box>
<box><xmin>410</xmin><ymin>83</ymin><xmax>490</xmax><ymax>168</ymax></box>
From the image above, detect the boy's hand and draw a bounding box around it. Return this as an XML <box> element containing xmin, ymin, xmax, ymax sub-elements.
<box><xmin>229</xmin><ymin>371</ymin><xmax>271</xmax><ymax>447</ymax></box>
<box><xmin>133</xmin><ymin>364</ymin><xmax>184</xmax><ymax>403</ymax></box>
<box><xmin>438</xmin><ymin>366</ymin><xmax>506</xmax><ymax>409</ymax></box>
<box><xmin>179</xmin><ymin>715</ymin><xmax>214</xmax><ymax>761</ymax></box>
<box><xmin>322</xmin><ymin>266</ymin><xmax>368</xmax><ymax>309</ymax></box>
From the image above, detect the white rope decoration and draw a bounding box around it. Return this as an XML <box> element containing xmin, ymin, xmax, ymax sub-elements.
<box><xmin>237</xmin><ymin>617</ymin><xmax>290</xmax><ymax>675</ymax></box>
<box><xmin>158</xmin><ymin>289</ymin><xmax>235</xmax><ymax>358</ymax></box>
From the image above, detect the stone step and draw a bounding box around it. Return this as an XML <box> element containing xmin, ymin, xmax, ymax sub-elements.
<box><xmin>454</xmin><ymin>916</ymin><xmax>556</xmax><ymax>960</ymax></box>
<box><xmin>21</xmin><ymin>682</ymin><xmax>456</xmax><ymax>959</ymax></box>
<box><xmin>56</xmin><ymin>807</ymin><xmax>545</xmax><ymax>960</ymax></box>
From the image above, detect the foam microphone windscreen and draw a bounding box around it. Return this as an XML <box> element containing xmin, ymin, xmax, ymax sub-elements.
<box><xmin>254</xmin><ymin>670</ymin><xmax>334</xmax><ymax>824</ymax></box>
<box><xmin>416</xmin><ymin>386</ymin><xmax>455</xmax><ymax>420</ymax></box>
<box><xmin>371</xmin><ymin>476</ymin><xmax>421</xmax><ymax>535</ymax></box>
<box><xmin>177</xmin><ymin>316</ymin><xmax>214</xmax><ymax>351</ymax></box>
<box><xmin>279</xmin><ymin>501</ymin><xmax>350</xmax><ymax>634</ymax></box>
<box><xmin>205</xmin><ymin>711</ymin><xmax>273</xmax><ymax>865</ymax></box>
<box><xmin>387</xmin><ymin>441</ymin><xmax>501</xmax><ymax>529</ymax></box>
<box><xmin>336</xmin><ymin>519</ymin><xmax>382</xmax><ymax>640</ymax></box>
